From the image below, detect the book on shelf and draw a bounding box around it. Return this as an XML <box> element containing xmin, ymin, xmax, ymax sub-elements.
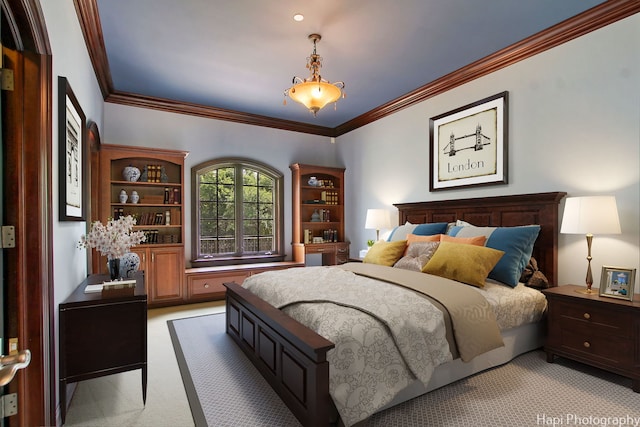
<box><xmin>170</xmin><ymin>208</ymin><xmax>181</xmax><ymax>225</ymax></box>
<box><xmin>154</xmin><ymin>212</ymin><xmax>164</xmax><ymax>225</ymax></box>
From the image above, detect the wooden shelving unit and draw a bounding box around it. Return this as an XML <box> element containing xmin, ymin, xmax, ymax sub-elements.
<box><xmin>290</xmin><ymin>163</ymin><xmax>349</xmax><ymax>265</ymax></box>
<box><xmin>98</xmin><ymin>144</ymin><xmax>188</xmax><ymax>307</ymax></box>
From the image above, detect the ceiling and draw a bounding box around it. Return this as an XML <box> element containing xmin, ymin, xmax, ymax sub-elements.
<box><xmin>84</xmin><ymin>0</ymin><xmax>616</xmax><ymax>135</ymax></box>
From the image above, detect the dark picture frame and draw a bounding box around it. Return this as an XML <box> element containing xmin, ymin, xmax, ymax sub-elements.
<box><xmin>58</xmin><ymin>76</ymin><xmax>87</xmax><ymax>221</ymax></box>
<box><xmin>429</xmin><ymin>92</ymin><xmax>508</xmax><ymax>191</ymax></box>
<box><xmin>599</xmin><ymin>266</ymin><xmax>636</xmax><ymax>301</ymax></box>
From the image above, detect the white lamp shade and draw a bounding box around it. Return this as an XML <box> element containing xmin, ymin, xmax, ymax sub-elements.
<box><xmin>365</xmin><ymin>209</ymin><xmax>391</xmax><ymax>230</ymax></box>
<box><xmin>560</xmin><ymin>196</ymin><xmax>621</xmax><ymax>235</ymax></box>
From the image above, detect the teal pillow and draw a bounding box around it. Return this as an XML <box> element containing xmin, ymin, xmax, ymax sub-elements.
<box><xmin>447</xmin><ymin>225</ymin><xmax>541</xmax><ymax>287</ymax></box>
<box><xmin>388</xmin><ymin>222</ymin><xmax>448</xmax><ymax>241</ymax></box>
<box><xmin>412</xmin><ymin>222</ymin><xmax>448</xmax><ymax>236</ymax></box>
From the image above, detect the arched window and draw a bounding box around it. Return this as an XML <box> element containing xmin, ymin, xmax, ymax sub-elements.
<box><xmin>191</xmin><ymin>158</ymin><xmax>284</xmax><ymax>266</ymax></box>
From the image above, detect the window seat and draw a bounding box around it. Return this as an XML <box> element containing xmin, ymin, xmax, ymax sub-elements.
<box><xmin>184</xmin><ymin>261</ymin><xmax>304</xmax><ymax>302</ymax></box>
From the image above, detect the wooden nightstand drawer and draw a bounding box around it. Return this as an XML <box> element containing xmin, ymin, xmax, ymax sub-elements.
<box><xmin>556</xmin><ymin>300</ymin><xmax>633</xmax><ymax>337</ymax></box>
<box><xmin>559</xmin><ymin>328</ymin><xmax>634</xmax><ymax>365</ymax></box>
<box><xmin>542</xmin><ymin>284</ymin><xmax>640</xmax><ymax>393</ymax></box>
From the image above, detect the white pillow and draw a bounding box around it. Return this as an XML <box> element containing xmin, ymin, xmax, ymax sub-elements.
<box><xmin>385</xmin><ymin>222</ymin><xmax>417</xmax><ymax>241</ymax></box>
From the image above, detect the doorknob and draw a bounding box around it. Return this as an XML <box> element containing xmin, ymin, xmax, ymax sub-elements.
<box><xmin>0</xmin><ymin>350</ymin><xmax>31</xmax><ymax>386</ymax></box>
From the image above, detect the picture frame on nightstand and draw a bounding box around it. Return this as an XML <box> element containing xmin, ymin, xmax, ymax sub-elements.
<box><xmin>599</xmin><ymin>266</ymin><xmax>636</xmax><ymax>301</ymax></box>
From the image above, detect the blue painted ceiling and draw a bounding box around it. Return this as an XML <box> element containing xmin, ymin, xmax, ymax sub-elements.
<box><xmin>95</xmin><ymin>0</ymin><xmax>605</xmax><ymax>128</ymax></box>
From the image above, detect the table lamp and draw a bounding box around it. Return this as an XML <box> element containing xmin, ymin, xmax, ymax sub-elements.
<box><xmin>560</xmin><ymin>196</ymin><xmax>621</xmax><ymax>294</ymax></box>
<box><xmin>365</xmin><ymin>209</ymin><xmax>391</xmax><ymax>241</ymax></box>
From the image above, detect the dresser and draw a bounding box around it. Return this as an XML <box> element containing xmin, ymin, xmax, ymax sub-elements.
<box><xmin>59</xmin><ymin>272</ymin><xmax>147</xmax><ymax>423</ymax></box>
<box><xmin>542</xmin><ymin>285</ymin><xmax>639</xmax><ymax>392</ymax></box>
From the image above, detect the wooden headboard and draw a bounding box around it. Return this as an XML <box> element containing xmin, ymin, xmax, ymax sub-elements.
<box><xmin>394</xmin><ymin>192</ymin><xmax>566</xmax><ymax>286</ymax></box>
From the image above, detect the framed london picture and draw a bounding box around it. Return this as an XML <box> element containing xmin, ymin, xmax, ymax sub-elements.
<box><xmin>58</xmin><ymin>76</ymin><xmax>87</xmax><ymax>221</ymax></box>
<box><xmin>429</xmin><ymin>92</ymin><xmax>508</xmax><ymax>191</ymax></box>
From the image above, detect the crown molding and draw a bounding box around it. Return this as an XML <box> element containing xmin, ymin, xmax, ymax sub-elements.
<box><xmin>75</xmin><ymin>0</ymin><xmax>639</xmax><ymax>137</ymax></box>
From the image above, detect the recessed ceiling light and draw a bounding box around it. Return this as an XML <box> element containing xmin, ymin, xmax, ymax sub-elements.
<box><xmin>293</xmin><ymin>13</ymin><xmax>304</xmax><ymax>22</ymax></box>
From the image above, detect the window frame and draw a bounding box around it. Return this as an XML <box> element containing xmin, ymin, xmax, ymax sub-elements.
<box><xmin>191</xmin><ymin>157</ymin><xmax>285</xmax><ymax>267</ymax></box>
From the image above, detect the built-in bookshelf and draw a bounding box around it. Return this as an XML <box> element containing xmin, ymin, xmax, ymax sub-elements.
<box><xmin>98</xmin><ymin>144</ymin><xmax>188</xmax><ymax>306</ymax></box>
<box><xmin>290</xmin><ymin>163</ymin><xmax>349</xmax><ymax>265</ymax></box>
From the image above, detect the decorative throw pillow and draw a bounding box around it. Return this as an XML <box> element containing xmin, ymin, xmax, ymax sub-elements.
<box><xmin>447</xmin><ymin>224</ymin><xmax>541</xmax><ymax>287</ymax></box>
<box><xmin>387</xmin><ymin>222</ymin><xmax>448</xmax><ymax>241</ymax></box>
<box><xmin>363</xmin><ymin>240</ymin><xmax>407</xmax><ymax>266</ymax></box>
<box><xmin>440</xmin><ymin>234</ymin><xmax>487</xmax><ymax>246</ymax></box>
<box><xmin>519</xmin><ymin>257</ymin><xmax>551</xmax><ymax>289</ymax></box>
<box><xmin>423</xmin><ymin>242</ymin><xmax>505</xmax><ymax>288</ymax></box>
<box><xmin>407</xmin><ymin>233</ymin><xmax>442</xmax><ymax>244</ymax></box>
<box><xmin>394</xmin><ymin>242</ymin><xmax>440</xmax><ymax>272</ymax></box>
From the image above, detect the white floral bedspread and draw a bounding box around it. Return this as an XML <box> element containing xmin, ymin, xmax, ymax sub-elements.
<box><xmin>475</xmin><ymin>280</ymin><xmax>547</xmax><ymax>330</ymax></box>
<box><xmin>243</xmin><ymin>266</ymin><xmax>452</xmax><ymax>426</ymax></box>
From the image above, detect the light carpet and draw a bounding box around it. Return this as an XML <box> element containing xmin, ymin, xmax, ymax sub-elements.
<box><xmin>168</xmin><ymin>313</ymin><xmax>640</xmax><ymax>427</ymax></box>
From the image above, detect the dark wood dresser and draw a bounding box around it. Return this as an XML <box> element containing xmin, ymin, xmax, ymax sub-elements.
<box><xmin>542</xmin><ymin>284</ymin><xmax>639</xmax><ymax>392</ymax></box>
<box><xmin>59</xmin><ymin>272</ymin><xmax>147</xmax><ymax>423</ymax></box>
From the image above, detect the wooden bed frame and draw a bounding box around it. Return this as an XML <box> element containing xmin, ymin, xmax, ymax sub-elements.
<box><xmin>224</xmin><ymin>191</ymin><xmax>566</xmax><ymax>426</ymax></box>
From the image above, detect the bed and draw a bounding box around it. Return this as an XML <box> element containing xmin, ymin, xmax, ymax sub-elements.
<box><xmin>224</xmin><ymin>191</ymin><xmax>566</xmax><ymax>426</ymax></box>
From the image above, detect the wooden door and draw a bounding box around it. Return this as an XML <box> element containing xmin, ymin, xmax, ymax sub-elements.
<box><xmin>1</xmin><ymin>2</ymin><xmax>53</xmax><ymax>424</ymax></box>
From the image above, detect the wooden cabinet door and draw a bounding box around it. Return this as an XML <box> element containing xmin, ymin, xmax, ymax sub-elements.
<box><xmin>131</xmin><ymin>246</ymin><xmax>184</xmax><ymax>306</ymax></box>
<box><xmin>148</xmin><ymin>246</ymin><xmax>184</xmax><ymax>305</ymax></box>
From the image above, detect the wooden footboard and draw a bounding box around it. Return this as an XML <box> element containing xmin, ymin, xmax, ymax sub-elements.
<box><xmin>224</xmin><ymin>281</ymin><xmax>336</xmax><ymax>426</ymax></box>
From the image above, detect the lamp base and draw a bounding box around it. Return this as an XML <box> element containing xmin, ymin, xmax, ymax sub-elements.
<box><xmin>575</xmin><ymin>288</ymin><xmax>595</xmax><ymax>295</ymax></box>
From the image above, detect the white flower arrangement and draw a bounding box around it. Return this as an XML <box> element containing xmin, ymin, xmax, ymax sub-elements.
<box><xmin>78</xmin><ymin>215</ymin><xmax>146</xmax><ymax>260</ymax></box>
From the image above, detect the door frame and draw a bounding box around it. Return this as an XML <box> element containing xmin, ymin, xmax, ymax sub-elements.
<box><xmin>2</xmin><ymin>1</ymin><xmax>53</xmax><ymax>426</ymax></box>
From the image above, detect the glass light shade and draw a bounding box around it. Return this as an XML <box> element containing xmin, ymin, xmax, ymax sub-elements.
<box><xmin>288</xmin><ymin>81</ymin><xmax>342</xmax><ymax>113</ymax></box>
<box><xmin>561</xmin><ymin>196</ymin><xmax>621</xmax><ymax>235</ymax></box>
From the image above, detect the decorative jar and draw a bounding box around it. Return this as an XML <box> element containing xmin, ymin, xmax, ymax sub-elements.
<box><xmin>122</xmin><ymin>165</ymin><xmax>141</xmax><ymax>182</ymax></box>
<box><xmin>130</xmin><ymin>191</ymin><xmax>140</xmax><ymax>204</ymax></box>
<box><xmin>119</xmin><ymin>189</ymin><xmax>128</xmax><ymax>204</ymax></box>
<box><xmin>308</xmin><ymin>176</ymin><xmax>318</xmax><ymax>187</ymax></box>
<box><xmin>119</xmin><ymin>252</ymin><xmax>141</xmax><ymax>278</ymax></box>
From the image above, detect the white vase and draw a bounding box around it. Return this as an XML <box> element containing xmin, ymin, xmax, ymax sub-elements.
<box><xmin>119</xmin><ymin>252</ymin><xmax>140</xmax><ymax>278</ymax></box>
<box><xmin>130</xmin><ymin>191</ymin><xmax>140</xmax><ymax>204</ymax></box>
<box><xmin>119</xmin><ymin>189</ymin><xmax>128</xmax><ymax>203</ymax></box>
<box><xmin>122</xmin><ymin>165</ymin><xmax>141</xmax><ymax>182</ymax></box>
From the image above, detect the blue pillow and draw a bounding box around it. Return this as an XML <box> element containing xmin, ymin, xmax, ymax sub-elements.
<box><xmin>412</xmin><ymin>222</ymin><xmax>448</xmax><ymax>236</ymax></box>
<box><xmin>447</xmin><ymin>225</ymin><xmax>541</xmax><ymax>287</ymax></box>
<box><xmin>388</xmin><ymin>222</ymin><xmax>448</xmax><ymax>241</ymax></box>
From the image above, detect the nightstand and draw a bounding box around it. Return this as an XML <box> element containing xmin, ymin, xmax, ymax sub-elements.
<box><xmin>542</xmin><ymin>285</ymin><xmax>639</xmax><ymax>392</ymax></box>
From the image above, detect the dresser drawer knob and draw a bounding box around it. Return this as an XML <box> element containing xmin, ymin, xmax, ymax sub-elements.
<box><xmin>583</xmin><ymin>312</ymin><xmax>591</xmax><ymax>320</ymax></box>
<box><xmin>583</xmin><ymin>341</ymin><xmax>591</xmax><ymax>348</ymax></box>
<box><xmin>204</xmin><ymin>283</ymin><xmax>209</xmax><ymax>289</ymax></box>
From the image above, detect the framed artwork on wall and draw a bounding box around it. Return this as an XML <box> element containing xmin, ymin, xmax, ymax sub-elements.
<box><xmin>58</xmin><ymin>76</ymin><xmax>87</xmax><ymax>221</ymax></box>
<box><xmin>429</xmin><ymin>91</ymin><xmax>508</xmax><ymax>191</ymax></box>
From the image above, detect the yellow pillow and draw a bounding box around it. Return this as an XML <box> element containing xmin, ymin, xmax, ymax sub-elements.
<box><xmin>440</xmin><ymin>234</ymin><xmax>487</xmax><ymax>246</ymax></box>
<box><xmin>423</xmin><ymin>241</ymin><xmax>504</xmax><ymax>287</ymax></box>
<box><xmin>363</xmin><ymin>240</ymin><xmax>407</xmax><ymax>266</ymax></box>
